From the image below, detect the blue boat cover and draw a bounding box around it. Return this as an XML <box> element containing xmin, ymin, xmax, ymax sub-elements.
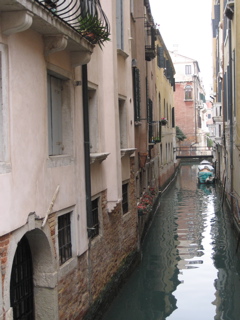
<box><xmin>198</xmin><ymin>171</ymin><xmax>214</xmax><ymax>183</ymax></box>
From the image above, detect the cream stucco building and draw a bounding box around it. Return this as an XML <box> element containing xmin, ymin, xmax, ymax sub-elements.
<box><xmin>0</xmin><ymin>1</ymin><xmax>178</xmax><ymax>319</ymax></box>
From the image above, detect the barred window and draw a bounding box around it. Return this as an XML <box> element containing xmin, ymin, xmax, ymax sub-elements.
<box><xmin>58</xmin><ymin>212</ymin><xmax>72</xmax><ymax>265</ymax></box>
<box><xmin>122</xmin><ymin>183</ymin><xmax>129</xmax><ymax>214</ymax></box>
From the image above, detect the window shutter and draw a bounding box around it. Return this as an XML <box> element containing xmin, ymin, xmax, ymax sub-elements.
<box><xmin>133</xmin><ymin>67</ymin><xmax>141</xmax><ymax>122</ymax></box>
<box><xmin>172</xmin><ymin>107</ymin><xmax>175</xmax><ymax>128</ymax></box>
<box><xmin>48</xmin><ymin>75</ymin><xmax>63</xmax><ymax>155</ymax></box>
<box><xmin>165</xmin><ymin>60</ymin><xmax>171</xmax><ymax>79</ymax></box>
<box><xmin>148</xmin><ymin>99</ymin><xmax>153</xmax><ymax>143</ymax></box>
<box><xmin>116</xmin><ymin>0</ymin><xmax>124</xmax><ymax>50</ymax></box>
<box><xmin>157</xmin><ymin>47</ymin><xmax>165</xmax><ymax>68</ymax></box>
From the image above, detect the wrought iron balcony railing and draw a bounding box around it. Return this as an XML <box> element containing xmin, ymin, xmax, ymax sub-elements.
<box><xmin>35</xmin><ymin>0</ymin><xmax>110</xmax><ymax>48</ymax></box>
<box><xmin>149</xmin><ymin>121</ymin><xmax>162</xmax><ymax>144</ymax></box>
<box><xmin>145</xmin><ymin>22</ymin><xmax>156</xmax><ymax>61</ymax></box>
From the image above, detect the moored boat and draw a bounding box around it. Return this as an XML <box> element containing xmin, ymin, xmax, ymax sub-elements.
<box><xmin>198</xmin><ymin>160</ymin><xmax>215</xmax><ymax>184</ymax></box>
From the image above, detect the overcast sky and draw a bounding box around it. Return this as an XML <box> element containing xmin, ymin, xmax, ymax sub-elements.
<box><xmin>149</xmin><ymin>0</ymin><xmax>213</xmax><ymax>97</ymax></box>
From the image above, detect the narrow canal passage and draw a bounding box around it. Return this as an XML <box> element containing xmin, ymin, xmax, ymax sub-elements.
<box><xmin>102</xmin><ymin>163</ymin><xmax>240</xmax><ymax>320</ymax></box>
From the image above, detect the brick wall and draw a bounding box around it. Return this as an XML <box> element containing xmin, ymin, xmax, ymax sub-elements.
<box><xmin>0</xmin><ymin>234</ymin><xmax>10</xmax><ymax>287</ymax></box>
<box><xmin>58</xmin><ymin>157</ymin><xmax>138</xmax><ymax>319</ymax></box>
<box><xmin>174</xmin><ymin>82</ymin><xmax>196</xmax><ymax>145</ymax></box>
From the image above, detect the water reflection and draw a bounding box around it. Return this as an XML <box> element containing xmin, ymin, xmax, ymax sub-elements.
<box><xmin>102</xmin><ymin>163</ymin><xmax>240</xmax><ymax>320</ymax></box>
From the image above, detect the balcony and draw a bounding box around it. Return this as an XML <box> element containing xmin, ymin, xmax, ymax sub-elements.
<box><xmin>149</xmin><ymin>121</ymin><xmax>161</xmax><ymax>144</ymax></box>
<box><xmin>145</xmin><ymin>22</ymin><xmax>156</xmax><ymax>61</ymax></box>
<box><xmin>0</xmin><ymin>0</ymin><xmax>110</xmax><ymax>61</ymax></box>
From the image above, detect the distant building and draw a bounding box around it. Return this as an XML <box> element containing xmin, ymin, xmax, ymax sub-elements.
<box><xmin>170</xmin><ymin>52</ymin><xmax>206</xmax><ymax>147</ymax></box>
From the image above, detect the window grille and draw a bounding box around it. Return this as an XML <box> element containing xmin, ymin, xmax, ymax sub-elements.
<box><xmin>91</xmin><ymin>198</ymin><xmax>100</xmax><ymax>238</ymax></box>
<box><xmin>58</xmin><ymin>212</ymin><xmax>72</xmax><ymax>265</ymax></box>
<box><xmin>10</xmin><ymin>236</ymin><xmax>34</xmax><ymax>320</ymax></box>
<box><xmin>122</xmin><ymin>183</ymin><xmax>129</xmax><ymax>214</ymax></box>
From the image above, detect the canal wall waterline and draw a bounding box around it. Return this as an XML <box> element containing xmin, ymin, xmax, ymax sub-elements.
<box><xmin>83</xmin><ymin>162</ymin><xmax>181</xmax><ymax>320</ymax></box>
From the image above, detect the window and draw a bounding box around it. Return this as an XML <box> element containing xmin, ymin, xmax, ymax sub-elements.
<box><xmin>208</xmin><ymin>114</ymin><xmax>211</xmax><ymax>119</ymax></box>
<box><xmin>116</xmin><ymin>0</ymin><xmax>124</xmax><ymax>50</ymax></box>
<box><xmin>148</xmin><ymin>99</ymin><xmax>153</xmax><ymax>143</ymax></box>
<box><xmin>91</xmin><ymin>198</ymin><xmax>100</xmax><ymax>238</ymax></box>
<box><xmin>89</xmin><ymin>88</ymin><xmax>99</xmax><ymax>153</ymax></box>
<box><xmin>47</xmin><ymin>73</ymin><xmax>72</xmax><ymax>157</ymax></box>
<box><xmin>157</xmin><ymin>46</ymin><xmax>165</xmax><ymax>68</ymax></box>
<box><xmin>122</xmin><ymin>183</ymin><xmax>129</xmax><ymax>214</ymax></box>
<box><xmin>185</xmin><ymin>65</ymin><xmax>192</xmax><ymax>74</ymax></box>
<box><xmin>10</xmin><ymin>236</ymin><xmax>34</xmax><ymax>320</ymax></box>
<box><xmin>185</xmin><ymin>85</ymin><xmax>193</xmax><ymax>100</ymax></box>
<box><xmin>133</xmin><ymin>67</ymin><xmax>141</xmax><ymax>122</ymax></box>
<box><xmin>0</xmin><ymin>44</ymin><xmax>10</xmax><ymax>173</ymax></box>
<box><xmin>48</xmin><ymin>75</ymin><xmax>63</xmax><ymax>155</ymax></box>
<box><xmin>172</xmin><ymin>107</ymin><xmax>175</xmax><ymax>127</ymax></box>
<box><xmin>119</xmin><ymin>98</ymin><xmax>127</xmax><ymax>148</ymax></box>
<box><xmin>58</xmin><ymin>212</ymin><xmax>72</xmax><ymax>265</ymax></box>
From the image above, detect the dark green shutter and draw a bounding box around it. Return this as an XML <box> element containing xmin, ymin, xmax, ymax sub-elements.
<box><xmin>133</xmin><ymin>67</ymin><xmax>141</xmax><ymax>122</ymax></box>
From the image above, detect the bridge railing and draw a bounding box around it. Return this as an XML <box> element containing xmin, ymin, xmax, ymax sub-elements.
<box><xmin>175</xmin><ymin>146</ymin><xmax>213</xmax><ymax>158</ymax></box>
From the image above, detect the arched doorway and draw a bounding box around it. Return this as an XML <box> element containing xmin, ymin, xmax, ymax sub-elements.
<box><xmin>10</xmin><ymin>236</ymin><xmax>34</xmax><ymax>319</ymax></box>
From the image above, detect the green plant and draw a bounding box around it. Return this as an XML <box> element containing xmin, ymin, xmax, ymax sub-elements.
<box><xmin>78</xmin><ymin>14</ymin><xmax>110</xmax><ymax>49</ymax></box>
<box><xmin>207</xmin><ymin>137</ymin><xmax>213</xmax><ymax>147</ymax></box>
<box><xmin>176</xmin><ymin>126</ymin><xmax>187</xmax><ymax>141</ymax></box>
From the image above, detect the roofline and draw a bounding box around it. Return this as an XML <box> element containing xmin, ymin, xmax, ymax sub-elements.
<box><xmin>156</xmin><ymin>29</ymin><xmax>175</xmax><ymax>74</ymax></box>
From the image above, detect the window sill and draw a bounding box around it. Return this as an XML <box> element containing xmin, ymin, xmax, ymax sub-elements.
<box><xmin>184</xmin><ymin>99</ymin><xmax>193</xmax><ymax>102</ymax></box>
<box><xmin>117</xmin><ymin>49</ymin><xmax>129</xmax><ymax>59</ymax></box>
<box><xmin>47</xmin><ymin>155</ymin><xmax>73</xmax><ymax>168</ymax></box>
<box><xmin>90</xmin><ymin>152</ymin><xmax>110</xmax><ymax>164</ymax></box>
<box><xmin>121</xmin><ymin>148</ymin><xmax>136</xmax><ymax>158</ymax></box>
<box><xmin>58</xmin><ymin>256</ymin><xmax>78</xmax><ymax>279</ymax></box>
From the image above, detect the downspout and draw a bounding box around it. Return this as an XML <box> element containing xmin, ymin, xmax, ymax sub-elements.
<box><xmin>82</xmin><ymin>64</ymin><xmax>93</xmax><ymax>238</ymax></box>
<box><xmin>193</xmin><ymin>74</ymin><xmax>197</xmax><ymax>144</ymax></box>
<box><xmin>228</xmin><ymin>21</ymin><xmax>234</xmax><ymax>209</ymax></box>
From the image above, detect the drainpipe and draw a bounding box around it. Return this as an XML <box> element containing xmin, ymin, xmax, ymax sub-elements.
<box><xmin>228</xmin><ymin>21</ymin><xmax>234</xmax><ymax>210</ymax></box>
<box><xmin>193</xmin><ymin>74</ymin><xmax>198</xmax><ymax>144</ymax></box>
<box><xmin>82</xmin><ymin>64</ymin><xmax>93</xmax><ymax>238</ymax></box>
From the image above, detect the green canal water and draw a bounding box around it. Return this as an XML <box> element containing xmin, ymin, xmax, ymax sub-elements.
<box><xmin>102</xmin><ymin>163</ymin><xmax>240</xmax><ymax>320</ymax></box>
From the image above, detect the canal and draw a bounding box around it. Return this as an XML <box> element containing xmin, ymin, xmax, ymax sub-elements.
<box><xmin>102</xmin><ymin>162</ymin><xmax>240</xmax><ymax>320</ymax></box>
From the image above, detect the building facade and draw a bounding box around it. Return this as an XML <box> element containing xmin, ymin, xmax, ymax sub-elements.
<box><xmin>0</xmin><ymin>0</ymin><xmax>177</xmax><ymax>319</ymax></box>
<box><xmin>170</xmin><ymin>52</ymin><xmax>206</xmax><ymax>149</ymax></box>
<box><xmin>211</xmin><ymin>0</ymin><xmax>240</xmax><ymax>225</ymax></box>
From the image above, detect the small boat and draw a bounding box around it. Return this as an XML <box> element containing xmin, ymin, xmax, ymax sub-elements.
<box><xmin>198</xmin><ymin>160</ymin><xmax>215</xmax><ymax>184</ymax></box>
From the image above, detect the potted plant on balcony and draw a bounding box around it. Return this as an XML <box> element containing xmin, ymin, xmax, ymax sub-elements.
<box><xmin>78</xmin><ymin>14</ymin><xmax>110</xmax><ymax>49</ymax></box>
<box><xmin>160</xmin><ymin>118</ymin><xmax>168</xmax><ymax>125</ymax></box>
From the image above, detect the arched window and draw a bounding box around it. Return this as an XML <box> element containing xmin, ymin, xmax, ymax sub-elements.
<box><xmin>185</xmin><ymin>85</ymin><xmax>193</xmax><ymax>100</ymax></box>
